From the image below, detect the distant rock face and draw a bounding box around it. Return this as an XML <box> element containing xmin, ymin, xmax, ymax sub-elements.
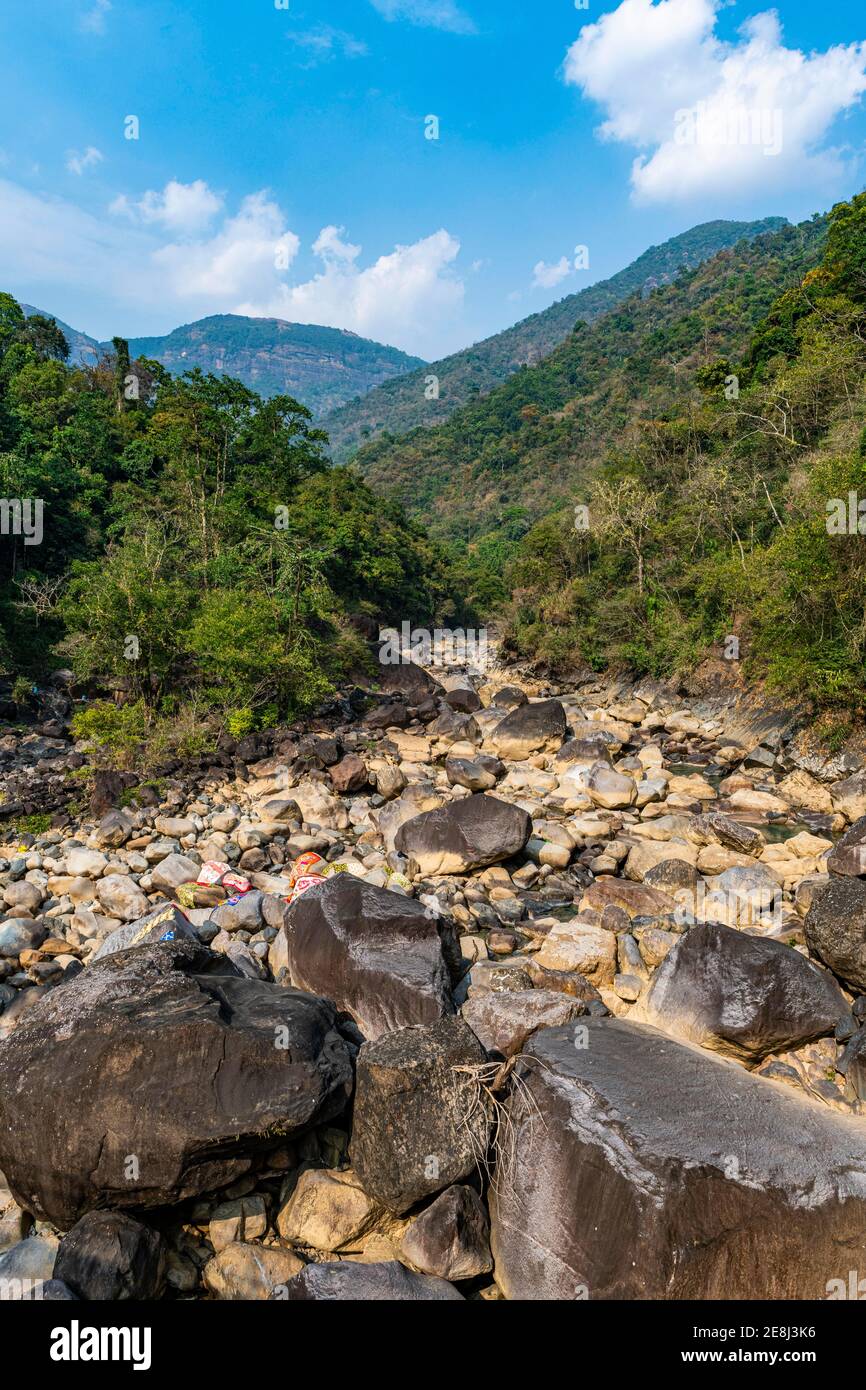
<box><xmin>121</xmin><ymin>313</ymin><xmax>426</xmax><ymax>417</ymax></box>
<box><xmin>395</xmin><ymin>794</ymin><xmax>531</xmax><ymax>876</ymax></box>
<box><xmin>805</xmin><ymin>875</ymin><xmax>866</xmax><ymax>991</ymax></box>
<box><xmin>631</xmin><ymin>922</ymin><xmax>846</xmax><ymax>1064</ymax></box>
<box><xmin>284</xmin><ymin>874</ymin><xmax>458</xmax><ymax>1040</ymax></box>
<box><xmin>0</xmin><ymin>941</ymin><xmax>353</xmax><ymax>1227</ymax></box>
<box><xmin>490</xmin><ymin>1019</ymin><xmax>866</xmax><ymax>1300</ymax></box>
<box><xmin>490</xmin><ymin>700</ymin><xmax>568</xmax><ymax>760</ymax></box>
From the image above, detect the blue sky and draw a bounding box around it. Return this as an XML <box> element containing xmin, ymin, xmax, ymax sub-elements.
<box><xmin>0</xmin><ymin>0</ymin><xmax>864</xmax><ymax>359</ymax></box>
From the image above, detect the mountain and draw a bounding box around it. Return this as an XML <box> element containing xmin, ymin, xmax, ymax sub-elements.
<box><xmin>320</xmin><ymin>217</ymin><xmax>788</xmax><ymax>463</ymax></box>
<box><xmin>123</xmin><ymin>316</ymin><xmax>425</xmax><ymax>416</ymax></box>
<box><xmin>352</xmin><ymin>215</ymin><xmax>828</xmax><ymax>553</ymax></box>
<box><xmin>20</xmin><ymin>305</ymin><xmax>101</xmax><ymax>368</ymax></box>
<box><xmin>21</xmin><ymin>308</ymin><xmax>425</xmax><ymax>417</ymax></box>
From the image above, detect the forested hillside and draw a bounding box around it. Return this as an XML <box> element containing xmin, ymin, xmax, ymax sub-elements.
<box><xmin>496</xmin><ymin>194</ymin><xmax>866</xmax><ymax>714</ymax></box>
<box><xmin>354</xmin><ymin>216</ymin><xmax>827</xmax><ymax>570</ymax></box>
<box><xmin>22</xmin><ymin>308</ymin><xmax>425</xmax><ymax>417</ymax></box>
<box><xmin>0</xmin><ymin>300</ymin><xmax>459</xmax><ymax>734</ymax></box>
<box><xmin>321</xmin><ymin>217</ymin><xmax>786</xmax><ymax>462</ymax></box>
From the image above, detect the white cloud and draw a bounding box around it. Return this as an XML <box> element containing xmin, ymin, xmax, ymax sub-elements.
<box><xmin>152</xmin><ymin>193</ymin><xmax>300</xmax><ymax>301</ymax></box>
<box><xmin>287</xmin><ymin>26</ymin><xmax>369</xmax><ymax>66</ymax></box>
<box><xmin>110</xmin><ymin>179</ymin><xmax>224</xmax><ymax>234</ymax></box>
<box><xmin>0</xmin><ymin>178</ymin><xmax>463</xmax><ymax>355</ymax></box>
<box><xmin>564</xmin><ymin>0</ymin><xmax>866</xmax><ymax>203</ymax></box>
<box><xmin>66</xmin><ymin>146</ymin><xmax>103</xmax><ymax>176</ymax></box>
<box><xmin>238</xmin><ymin>227</ymin><xmax>464</xmax><ymax>355</ymax></box>
<box><xmin>312</xmin><ymin>225</ymin><xmax>362</xmax><ymax>263</ymax></box>
<box><xmin>369</xmin><ymin>0</ymin><xmax>476</xmax><ymax>36</ymax></box>
<box><xmin>532</xmin><ymin>256</ymin><xmax>572</xmax><ymax>290</ymax></box>
<box><xmin>80</xmin><ymin>0</ymin><xmax>111</xmax><ymax>35</ymax></box>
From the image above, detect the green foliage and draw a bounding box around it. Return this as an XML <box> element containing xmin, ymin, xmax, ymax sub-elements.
<box><xmin>491</xmin><ymin>193</ymin><xmax>866</xmax><ymax>713</ymax></box>
<box><xmin>0</xmin><ymin>320</ymin><xmax>461</xmax><ymax>730</ymax></box>
<box><xmin>323</xmin><ymin>217</ymin><xmax>787</xmax><ymax>463</ymax></box>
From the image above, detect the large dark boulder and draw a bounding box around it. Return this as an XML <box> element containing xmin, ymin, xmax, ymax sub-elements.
<box><xmin>805</xmin><ymin>875</ymin><xmax>866</xmax><ymax>991</ymax></box>
<box><xmin>826</xmin><ymin>815</ymin><xmax>866</xmax><ymax>877</ymax></box>
<box><xmin>399</xmin><ymin>1184</ymin><xmax>492</xmax><ymax>1280</ymax></box>
<box><xmin>54</xmin><ymin>1212</ymin><xmax>166</xmax><ymax>1301</ymax></box>
<box><xmin>490</xmin><ymin>699</ymin><xmax>568</xmax><ymax>760</ymax></box>
<box><xmin>284</xmin><ymin>874</ymin><xmax>458</xmax><ymax>1040</ymax></box>
<box><xmin>350</xmin><ymin>1017</ymin><xmax>490</xmax><ymax>1215</ymax></box>
<box><xmin>0</xmin><ymin>941</ymin><xmax>353</xmax><ymax>1227</ymax></box>
<box><xmin>378</xmin><ymin>662</ymin><xmax>444</xmax><ymax>704</ymax></box>
<box><xmin>631</xmin><ymin>921</ymin><xmax>846</xmax><ymax>1064</ymax></box>
<box><xmin>490</xmin><ymin>1019</ymin><xmax>866</xmax><ymax>1300</ymax></box>
<box><xmin>395</xmin><ymin>794</ymin><xmax>531</xmax><ymax>876</ymax></box>
<box><xmin>277</xmin><ymin>1261</ymin><xmax>464</xmax><ymax>1301</ymax></box>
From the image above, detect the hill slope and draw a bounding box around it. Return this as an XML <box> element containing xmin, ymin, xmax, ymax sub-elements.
<box><xmin>21</xmin><ymin>308</ymin><xmax>424</xmax><ymax>416</ymax></box>
<box><xmin>124</xmin><ymin>316</ymin><xmax>425</xmax><ymax>416</ymax></box>
<box><xmin>352</xmin><ymin>216</ymin><xmax>826</xmax><ymax>554</ymax></box>
<box><xmin>320</xmin><ymin>217</ymin><xmax>787</xmax><ymax>462</ymax></box>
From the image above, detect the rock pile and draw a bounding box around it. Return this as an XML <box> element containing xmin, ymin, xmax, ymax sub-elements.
<box><xmin>1</xmin><ymin>656</ymin><xmax>866</xmax><ymax>1299</ymax></box>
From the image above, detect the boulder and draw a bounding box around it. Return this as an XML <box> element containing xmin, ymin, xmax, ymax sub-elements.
<box><xmin>0</xmin><ymin>940</ymin><xmax>353</xmax><ymax>1227</ymax></box>
<box><xmin>203</xmin><ymin>1243</ymin><xmax>303</xmax><ymax>1300</ymax></box>
<box><xmin>395</xmin><ymin>794</ymin><xmax>531</xmax><ymax>876</ymax></box>
<box><xmin>805</xmin><ymin>876</ymin><xmax>866</xmax><ymax>991</ymax></box>
<box><xmin>379</xmin><ymin>662</ymin><xmax>444</xmax><ymax>704</ymax></box>
<box><xmin>491</xmin><ymin>687</ymin><xmax>527</xmax><ymax>710</ymax></box>
<box><xmin>399</xmin><ymin>1185</ymin><xmax>492</xmax><ymax>1280</ymax></box>
<box><xmin>490</xmin><ymin>699</ymin><xmax>568</xmax><ymax>760</ymax></box>
<box><xmin>95</xmin><ymin>874</ymin><xmax>149</xmax><ymax>923</ymax></box>
<box><xmin>284</xmin><ymin>874</ymin><xmax>458</xmax><ymax>1040</ymax></box>
<box><xmin>65</xmin><ymin>848</ymin><xmax>108</xmax><ymax>879</ymax></box>
<box><xmin>831</xmin><ymin>771</ymin><xmax>866</xmax><ymax>823</ymax></box>
<box><xmin>278</xmin><ymin>1260</ymin><xmax>463</xmax><ymax>1301</ymax></box>
<box><xmin>0</xmin><ymin>1233</ymin><xmax>59</xmax><ymax>1293</ymax></box>
<box><xmin>94</xmin><ymin>810</ymin><xmax>135</xmax><ymax>849</ymax></box>
<box><xmin>329</xmin><ymin>754</ymin><xmax>369</xmax><ymax>795</ymax></box>
<box><xmin>92</xmin><ymin>903</ymin><xmax>197</xmax><ymax>961</ymax></box>
<box><xmin>350</xmin><ymin>1017</ymin><xmax>490</xmax><ymax>1214</ymax></box>
<box><xmin>584</xmin><ymin>763</ymin><xmax>636</xmax><ymax>810</ymax></box>
<box><xmin>3</xmin><ymin>881</ymin><xmax>43</xmax><ymax>914</ymax></box>
<box><xmin>54</xmin><ymin>1212</ymin><xmax>165</xmax><ymax>1301</ymax></box>
<box><xmin>0</xmin><ymin>918</ymin><xmax>46</xmax><ymax>958</ymax></box>
<box><xmin>535</xmin><ymin>921</ymin><xmax>617</xmax><ymax>986</ymax></box>
<box><xmin>490</xmin><ymin>1019</ymin><xmax>866</xmax><ymax>1299</ymax></box>
<box><xmin>150</xmin><ymin>852</ymin><xmax>200</xmax><ymax>894</ymax></box>
<box><xmin>446</xmin><ymin>757</ymin><xmax>497</xmax><ymax>793</ymax></box>
<box><xmin>581</xmin><ymin>878</ymin><xmax>675</xmax><ymax>920</ymax></box>
<box><xmin>208</xmin><ymin>1195</ymin><xmax>267</xmax><ymax>1252</ymax></box>
<box><xmin>461</xmin><ymin>988</ymin><xmax>589</xmax><ymax>1057</ymax></box>
<box><xmin>631</xmin><ymin>922</ymin><xmax>845</xmax><ymax>1064</ymax></box>
<box><xmin>826</xmin><ymin>816</ymin><xmax>866</xmax><ymax>877</ymax></box>
<box><xmin>276</xmin><ymin>1168</ymin><xmax>379</xmax><ymax>1252</ymax></box>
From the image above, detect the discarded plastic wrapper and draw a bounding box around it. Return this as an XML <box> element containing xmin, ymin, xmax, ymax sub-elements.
<box><xmin>287</xmin><ymin>873</ymin><xmax>326</xmax><ymax>905</ymax></box>
<box><xmin>288</xmin><ymin>851</ymin><xmax>326</xmax><ymax>887</ymax></box>
<box><xmin>197</xmin><ymin>860</ymin><xmax>250</xmax><ymax>894</ymax></box>
<box><xmin>197</xmin><ymin>860</ymin><xmax>229</xmax><ymax>886</ymax></box>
